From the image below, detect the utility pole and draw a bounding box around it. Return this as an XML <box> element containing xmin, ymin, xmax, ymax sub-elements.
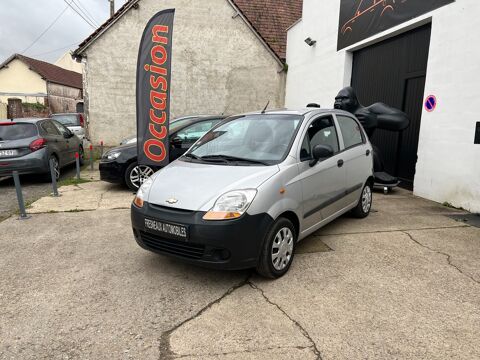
<box><xmin>109</xmin><ymin>0</ymin><xmax>115</xmax><ymax>17</ymax></box>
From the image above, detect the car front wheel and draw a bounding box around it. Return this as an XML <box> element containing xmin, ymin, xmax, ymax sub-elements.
<box><xmin>125</xmin><ymin>162</ymin><xmax>155</xmax><ymax>191</ymax></box>
<box><xmin>256</xmin><ymin>218</ymin><xmax>296</xmax><ymax>279</ymax></box>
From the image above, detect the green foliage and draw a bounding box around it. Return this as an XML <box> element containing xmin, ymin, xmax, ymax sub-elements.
<box><xmin>22</xmin><ymin>102</ymin><xmax>47</xmax><ymax>111</ymax></box>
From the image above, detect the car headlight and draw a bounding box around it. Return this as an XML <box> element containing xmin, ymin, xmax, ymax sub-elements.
<box><xmin>103</xmin><ymin>151</ymin><xmax>121</xmax><ymax>161</ymax></box>
<box><xmin>133</xmin><ymin>177</ymin><xmax>154</xmax><ymax>208</ymax></box>
<box><xmin>203</xmin><ymin>189</ymin><xmax>257</xmax><ymax>220</ymax></box>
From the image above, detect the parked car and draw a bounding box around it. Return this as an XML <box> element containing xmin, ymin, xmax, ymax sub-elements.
<box><xmin>118</xmin><ymin>115</ymin><xmax>214</xmax><ymax>145</ymax></box>
<box><xmin>100</xmin><ymin>116</ymin><xmax>226</xmax><ymax>190</ymax></box>
<box><xmin>131</xmin><ymin>108</ymin><xmax>374</xmax><ymax>278</ymax></box>
<box><xmin>0</xmin><ymin>118</ymin><xmax>84</xmax><ymax>179</ymax></box>
<box><xmin>51</xmin><ymin>113</ymin><xmax>86</xmax><ymax>142</ymax></box>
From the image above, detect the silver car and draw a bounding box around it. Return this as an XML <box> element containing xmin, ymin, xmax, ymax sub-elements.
<box><xmin>51</xmin><ymin>113</ymin><xmax>86</xmax><ymax>142</ymax></box>
<box><xmin>131</xmin><ymin>108</ymin><xmax>374</xmax><ymax>278</ymax></box>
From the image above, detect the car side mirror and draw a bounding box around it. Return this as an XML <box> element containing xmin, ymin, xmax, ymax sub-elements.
<box><xmin>64</xmin><ymin>132</ymin><xmax>72</xmax><ymax>139</ymax></box>
<box><xmin>171</xmin><ymin>136</ymin><xmax>182</xmax><ymax>147</ymax></box>
<box><xmin>309</xmin><ymin>144</ymin><xmax>334</xmax><ymax>167</ymax></box>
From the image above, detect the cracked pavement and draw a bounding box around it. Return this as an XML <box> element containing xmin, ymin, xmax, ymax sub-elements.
<box><xmin>0</xmin><ymin>185</ymin><xmax>479</xmax><ymax>359</ymax></box>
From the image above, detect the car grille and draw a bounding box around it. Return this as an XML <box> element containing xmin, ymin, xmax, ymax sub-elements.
<box><xmin>139</xmin><ymin>231</ymin><xmax>205</xmax><ymax>260</ymax></box>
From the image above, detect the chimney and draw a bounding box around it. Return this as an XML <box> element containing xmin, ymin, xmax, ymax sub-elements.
<box><xmin>109</xmin><ymin>0</ymin><xmax>115</xmax><ymax>17</ymax></box>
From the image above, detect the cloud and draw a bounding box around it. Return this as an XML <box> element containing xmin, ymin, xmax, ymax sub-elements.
<box><xmin>0</xmin><ymin>0</ymin><xmax>126</xmax><ymax>63</ymax></box>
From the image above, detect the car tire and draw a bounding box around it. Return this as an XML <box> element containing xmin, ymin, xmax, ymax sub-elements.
<box><xmin>256</xmin><ymin>217</ymin><xmax>296</xmax><ymax>279</ymax></box>
<box><xmin>45</xmin><ymin>155</ymin><xmax>60</xmax><ymax>182</ymax></box>
<box><xmin>78</xmin><ymin>146</ymin><xmax>85</xmax><ymax>166</ymax></box>
<box><xmin>351</xmin><ymin>182</ymin><xmax>373</xmax><ymax>218</ymax></box>
<box><xmin>125</xmin><ymin>162</ymin><xmax>155</xmax><ymax>191</ymax></box>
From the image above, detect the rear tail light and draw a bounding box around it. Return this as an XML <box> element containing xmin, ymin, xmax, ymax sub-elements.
<box><xmin>29</xmin><ymin>138</ymin><xmax>47</xmax><ymax>152</ymax></box>
<box><xmin>79</xmin><ymin>114</ymin><xmax>85</xmax><ymax>128</ymax></box>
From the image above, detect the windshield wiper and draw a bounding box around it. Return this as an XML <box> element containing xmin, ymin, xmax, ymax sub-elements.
<box><xmin>201</xmin><ymin>155</ymin><xmax>269</xmax><ymax>165</ymax></box>
<box><xmin>183</xmin><ymin>153</ymin><xmax>203</xmax><ymax>161</ymax></box>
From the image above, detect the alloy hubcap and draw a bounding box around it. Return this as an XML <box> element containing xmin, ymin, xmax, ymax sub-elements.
<box><xmin>362</xmin><ymin>186</ymin><xmax>372</xmax><ymax>213</ymax></box>
<box><xmin>130</xmin><ymin>165</ymin><xmax>154</xmax><ymax>189</ymax></box>
<box><xmin>271</xmin><ymin>227</ymin><xmax>294</xmax><ymax>271</ymax></box>
<box><xmin>51</xmin><ymin>158</ymin><xmax>59</xmax><ymax>180</ymax></box>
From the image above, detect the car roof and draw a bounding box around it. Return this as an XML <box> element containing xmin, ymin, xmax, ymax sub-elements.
<box><xmin>240</xmin><ymin>108</ymin><xmax>355</xmax><ymax>117</ymax></box>
<box><xmin>1</xmin><ymin>118</ymin><xmax>49</xmax><ymax>124</ymax></box>
<box><xmin>51</xmin><ymin>113</ymin><xmax>80</xmax><ymax>116</ymax></box>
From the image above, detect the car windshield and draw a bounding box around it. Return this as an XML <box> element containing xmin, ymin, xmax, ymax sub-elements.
<box><xmin>51</xmin><ymin>114</ymin><xmax>79</xmax><ymax>126</ymax></box>
<box><xmin>0</xmin><ymin>123</ymin><xmax>38</xmax><ymax>140</ymax></box>
<box><xmin>186</xmin><ymin>114</ymin><xmax>303</xmax><ymax>165</ymax></box>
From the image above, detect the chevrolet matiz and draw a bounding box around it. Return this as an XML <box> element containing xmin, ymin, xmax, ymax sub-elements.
<box><xmin>131</xmin><ymin>108</ymin><xmax>374</xmax><ymax>278</ymax></box>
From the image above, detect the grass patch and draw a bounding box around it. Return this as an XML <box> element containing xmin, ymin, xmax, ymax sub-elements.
<box><xmin>58</xmin><ymin>178</ymin><xmax>91</xmax><ymax>187</ymax></box>
<box><xmin>442</xmin><ymin>202</ymin><xmax>466</xmax><ymax>211</ymax></box>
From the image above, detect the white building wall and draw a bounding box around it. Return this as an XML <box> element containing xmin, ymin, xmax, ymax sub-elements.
<box><xmin>286</xmin><ymin>0</ymin><xmax>480</xmax><ymax>213</ymax></box>
<box><xmin>81</xmin><ymin>0</ymin><xmax>285</xmax><ymax>146</ymax></box>
<box><xmin>54</xmin><ymin>52</ymin><xmax>83</xmax><ymax>74</ymax></box>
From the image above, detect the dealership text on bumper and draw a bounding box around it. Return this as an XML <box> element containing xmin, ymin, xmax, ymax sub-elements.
<box><xmin>144</xmin><ymin>218</ymin><xmax>187</xmax><ymax>238</ymax></box>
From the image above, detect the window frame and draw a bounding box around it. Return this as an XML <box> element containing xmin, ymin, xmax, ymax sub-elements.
<box><xmin>298</xmin><ymin>114</ymin><xmax>341</xmax><ymax>163</ymax></box>
<box><xmin>39</xmin><ymin>120</ymin><xmax>61</xmax><ymax>136</ymax></box>
<box><xmin>333</xmin><ymin>114</ymin><xmax>367</xmax><ymax>152</ymax></box>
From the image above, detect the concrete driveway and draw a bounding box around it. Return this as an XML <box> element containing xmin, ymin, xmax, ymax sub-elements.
<box><xmin>0</xmin><ymin>164</ymin><xmax>77</xmax><ymax>222</ymax></box>
<box><xmin>0</xmin><ymin>185</ymin><xmax>478</xmax><ymax>359</ymax></box>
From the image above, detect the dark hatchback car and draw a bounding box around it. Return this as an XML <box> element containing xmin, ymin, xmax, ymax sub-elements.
<box><xmin>100</xmin><ymin>116</ymin><xmax>226</xmax><ymax>190</ymax></box>
<box><xmin>0</xmin><ymin>118</ymin><xmax>84</xmax><ymax>179</ymax></box>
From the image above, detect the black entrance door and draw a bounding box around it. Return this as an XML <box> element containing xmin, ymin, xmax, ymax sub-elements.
<box><xmin>351</xmin><ymin>24</ymin><xmax>431</xmax><ymax>189</ymax></box>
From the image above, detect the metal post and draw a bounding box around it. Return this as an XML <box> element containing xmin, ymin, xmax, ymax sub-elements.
<box><xmin>49</xmin><ymin>158</ymin><xmax>59</xmax><ymax>197</ymax></box>
<box><xmin>75</xmin><ymin>152</ymin><xmax>81</xmax><ymax>180</ymax></box>
<box><xmin>89</xmin><ymin>144</ymin><xmax>94</xmax><ymax>171</ymax></box>
<box><xmin>12</xmin><ymin>171</ymin><xmax>30</xmax><ymax>220</ymax></box>
<box><xmin>100</xmin><ymin>141</ymin><xmax>104</xmax><ymax>158</ymax></box>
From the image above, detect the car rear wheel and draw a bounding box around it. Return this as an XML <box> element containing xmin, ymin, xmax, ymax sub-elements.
<box><xmin>78</xmin><ymin>146</ymin><xmax>85</xmax><ymax>166</ymax></box>
<box><xmin>256</xmin><ymin>218</ymin><xmax>296</xmax><ymax>279</ymax></box>
<box><xmin>125</xmin><ymin>162</ymin><xmax>154</xmax><ymax>191</ymax></box>
<box><xmin>48</xmin><ymin>155</ymin><xmax>60</xmax><ymax>181</ymax></box>
<box><xmin>351</xmin><ymin>182</ymin><xmax>373</xmax><ymax>218</ymax></box>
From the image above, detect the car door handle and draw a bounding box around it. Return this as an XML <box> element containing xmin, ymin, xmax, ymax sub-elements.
<box><xmin>366</xmin><ymin>149</ymin><xmax>370</xmax><ymax>156</ymax></box>
<box><xmin>337</xmin><ymin>159</ymin><xmax>344</xmax><ymax>168</ymax></box>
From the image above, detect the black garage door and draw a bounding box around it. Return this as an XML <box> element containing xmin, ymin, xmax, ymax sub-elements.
<box><xmin>351</xmin><ymin>24</ymin><xmax>431</xmax><ymax>189</ymax></box>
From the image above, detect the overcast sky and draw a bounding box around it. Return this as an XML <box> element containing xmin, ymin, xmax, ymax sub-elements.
<box><xmin>0</xmin><ymin>0</ymin><xmax>127</xmax><ymax>64</ymax></box>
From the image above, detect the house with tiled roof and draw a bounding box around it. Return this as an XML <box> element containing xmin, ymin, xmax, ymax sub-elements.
<box><xmin>0</xmin><ymin>54</ymin><xmax>83</xmax><ymax>116</ymax></box>
<box><xmin>73</xmin><ymin>0</ymin><xmax>302</xmax><ymax>145</ymax></box>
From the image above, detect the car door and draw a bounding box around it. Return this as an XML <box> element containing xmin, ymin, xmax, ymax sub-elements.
<box><xmin>297</xmin><ymin>115</ymin><xmax>346</xmax><ymax>230</ymax></box>
<box><xmin>169</xmin><ymin>119</ymin><xmax>222</xmax><ymax>161</ymax></box>
<box><xmin>39</xmin><ymin>120</ymin><xmax>68</xmax><ymax>166</ymax></box>
<box><xmin>51</xmin><ymin>120</ymin><xmax>76</xmax><ymax>164</ymax></box>
<box><xmin>335</xmin><ymin>114</ymin><xmax>371</xmax><ymax>206</ymax></box>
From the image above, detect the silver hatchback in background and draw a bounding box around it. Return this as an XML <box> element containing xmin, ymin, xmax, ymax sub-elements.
<box><xmin>131</xmin><ymin>108</ymin><xmax>374</xmax><ymax>278</ymax></box>
<box><xmin>51</xmin><ymin>113</ymin><xmax>86</xmax><ymax>142</ymax></box>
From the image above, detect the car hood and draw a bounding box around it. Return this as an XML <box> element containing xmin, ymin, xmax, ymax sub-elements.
<box><xmin>110</xmin><ymin>142</ymin><xmax>136</xmax><ymax>152</ymax></box>
<box><xmin>147</xmin><ymin>160</ymin><xmax>279</xmax><ymax>211</ymax></box>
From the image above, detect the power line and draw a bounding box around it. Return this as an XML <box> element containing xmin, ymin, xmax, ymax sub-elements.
<box><xmin>30</xmin><ymin>41</ymin><xmax>83</xmax><ymax>57</ymax></box>
<box><xmin>71</xmin><ymin>0</ymin><xmax>99</xmax><ymax>27</ymax></box>
<box><xmin>21</xmin><ymin>5</ymin><xmax>69</xmax><ymax>54</ymax></box>
<box><xmin>63</xmin><ymin>0</ymin><xmax>97</xmax><ymax>29</ymax></box>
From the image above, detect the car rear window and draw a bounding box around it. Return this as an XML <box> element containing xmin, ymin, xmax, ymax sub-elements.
<box><xmin>0</xmin><ymin>123</ymin><xmax>38</xmax><ymax>140</ymax></box>
<box><xmin>51</xmin><ymin>114</ymin><xmax>79</xmax><ymax>126</ymax></box>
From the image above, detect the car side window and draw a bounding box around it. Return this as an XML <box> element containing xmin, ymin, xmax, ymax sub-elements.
<box><xmin>176</xmin><ymin>120</ymin><xmax>219</xmax><ymax>143</ymax></box>
<box><xmin>51</xmin><ymin>120</ymin><xmax>70</xmax><ymax>137</ymax></box>
<box><xmin>40</xmin><ymin>120</ymin><xmax>61</xmax><ymax>136</ymax></box>
<box><xmin>337</xmin><ymin>116</ymin><xmax>364</xmax><ymax>149</ymax></box>
<box><xmin>300</xmin><ymin>116</ymin><xmax>339</xmax><ymax>161</ymax></box>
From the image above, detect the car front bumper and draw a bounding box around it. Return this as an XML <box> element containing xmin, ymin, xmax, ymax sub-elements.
<box><xmin>0</xmin><ymin>148</ymin><xmax>48</xmax><ymax>176</ymax></box>
<box><xmin>99</xmin><ymin>160</ymin><xmax>125</xmax><ymax>184</ymax></box>
<box><xmin>131</xmin><ymin>202</ymin><xmax>274</xmax><ymax>270</ymax></box>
